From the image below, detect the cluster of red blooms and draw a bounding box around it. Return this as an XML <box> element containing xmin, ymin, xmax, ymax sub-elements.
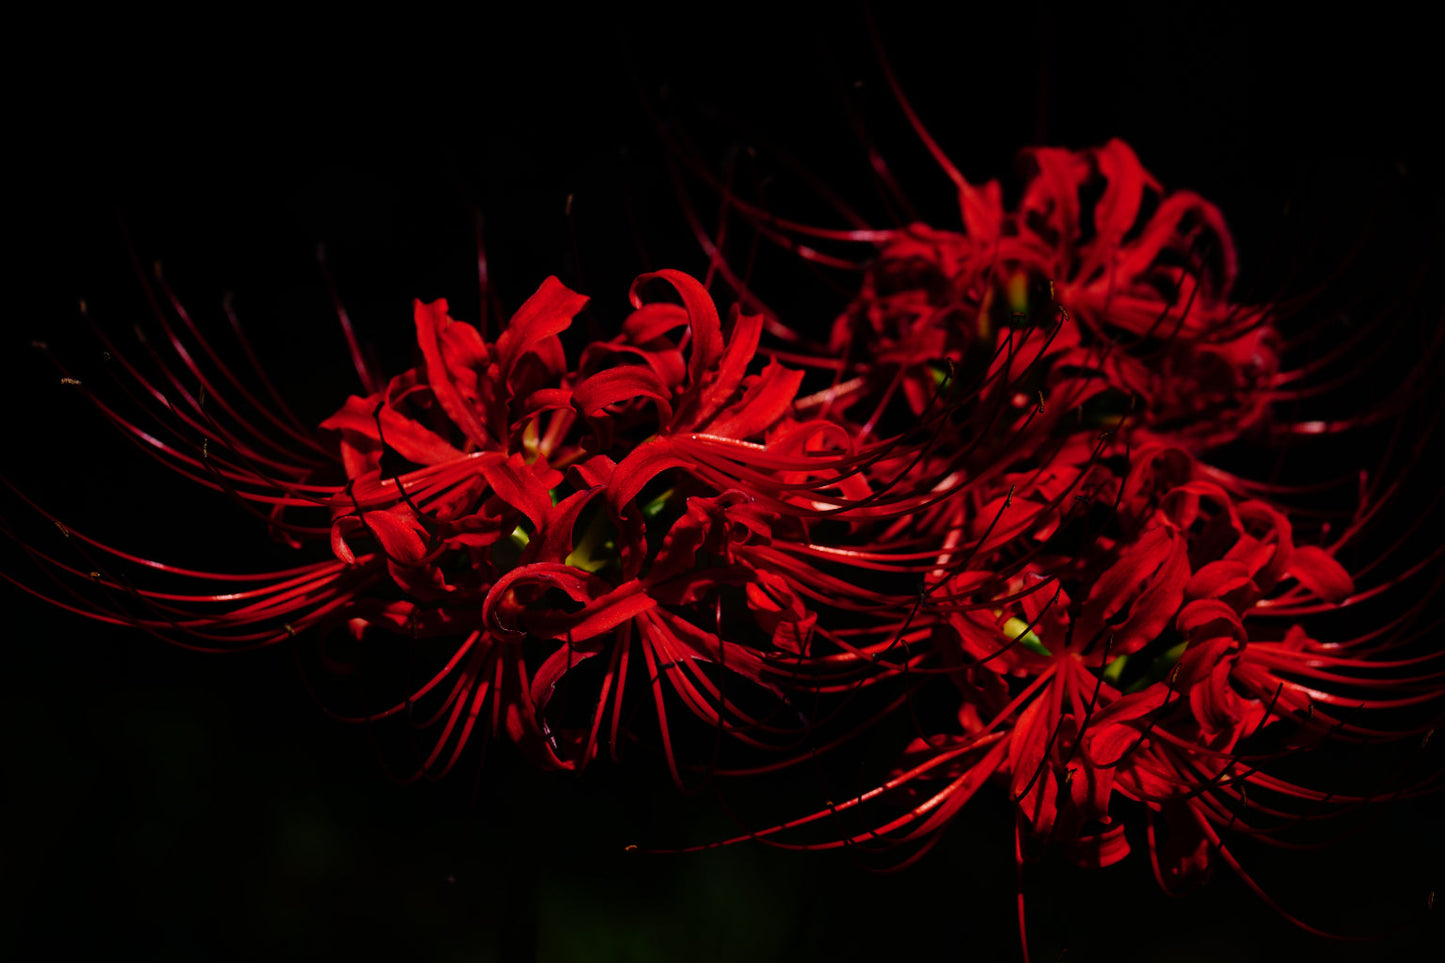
<box><xmin>681</xmin><ymin>140</ymin><xmax>1438</xmax><ymax>895</ymax></box>
<box><xmin>4</xmin><ymin>138</ymin><xmax>1439</xmax><ymax>944</ymax></box>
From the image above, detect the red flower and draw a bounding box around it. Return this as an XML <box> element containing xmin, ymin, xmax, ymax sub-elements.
<box><xmin>4</xmin><ymin>264</ymin><xmax>992</xmax><ymax>787</ymax></box>
<box><xmin>5</xmin><ymin>88</ymin><xmax>1440</xmax><ymax>961</ymax></box>
<box><xmin>662</xmin><ymin>91</ymin><xmax>1443</xmax><ymax>945</ymax></box>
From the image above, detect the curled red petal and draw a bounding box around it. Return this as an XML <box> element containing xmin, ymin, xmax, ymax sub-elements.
<box><xmin>705</xmin><ymin>361</ymin><xmax>806</xmax><ymax>440</ymax></box>
<box><xmin>622</xmin><ymin>300</ymin><xmax>689</xmax><ymax>344</ymax></box>
<box><xmin>1076</xmin><ymin>523</ymin><xmax>1190</xmax><ymax>655</ymax></box>
<box><xmin>608</xmin><ymin>437</ymin><xmax>694</xmax><ymax>517</ymax></box>
<box><xmin>1067</xmin><ymin>823</ymin><xmax>1131</xmax><ymax>869</ymax></box>
<box><xmin>494</xmin><ymin>275</ymin><xmax>588</xmax><ymax>390</ymax></box>
<box><xmin>319</xmin><ymin>394</ymin><xmax>464</xmax><ymax>467</ymax></box>
<box><xmin>361</xmin><ymin>509</ymin><xmax>430</xmax><ymax>566</ymax></box>
<box><xmin>1176</xmin><ymin>598</ymin><xmax>1247</xmax><ymax>644</ymax></box>
<box><xmin>631</xmin><ymin>269</ymin><xmax>723</xmax><ymax>393</ymax></box>
<box><xmin>478</xmin><ymin>453</ymin><xmax>562</xmax><ymax>533</ymax></box>
<box><xmin>413</xmin><ymin>298</ymin><xmax>493</xmax><ymax>449</ymax></box>
<box><xmin>484</xmin><ymin>562</ymin><xmax>611</xmax><ymax>639</ymax></box>
<box><xmin>690</xmin><ymin>309</ymin><xmax>764</xmax><ymax>429</ymax></box>
<box><xmin>543</xmin><ymin>579</ymin><xmax>658</xmax><ymax>644</ymax></box>
<box><xmin>572</xmin><ymin>366</ymin><xmax>675</xmax><ymax>426</ymax></box>
<box><xmin>1289</xmin><ymin>544</ymin><xmax>1354</xmax><ymax>603</ymax></box>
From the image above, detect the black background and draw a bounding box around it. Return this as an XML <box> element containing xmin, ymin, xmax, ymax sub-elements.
<box><xmin>5</xmin><ymin>3</ymin><xmax>1442</xmax><ymax>960</ymax></box>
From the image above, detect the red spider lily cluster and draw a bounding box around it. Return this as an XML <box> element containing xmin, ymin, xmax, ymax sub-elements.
<box><xmin>3</xmin><ymin>134</ymin><xmax>1441</xmax><ymax>952</ymax></box>
<box><xmin>679</xmin><ymin>136</ymin><xmax>1441</xmax><ymax>892</ymax></box>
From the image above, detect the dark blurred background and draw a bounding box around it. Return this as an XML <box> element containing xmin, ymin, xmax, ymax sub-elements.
<box><xmin>4</xmin><ymin>3</ymin><xmax>1442</xmax><ymax>960</ymax></box>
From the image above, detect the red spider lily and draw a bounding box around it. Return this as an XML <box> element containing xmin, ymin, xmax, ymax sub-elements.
<box><xmin>3</xmin><ymin>35</ymin><xmax>1441</xmax><ymax>958</ymax></box>
<box><xmin>792</xmin><ymin>139</ymin><xmax>1280</xmax><ymax>459</ymax></box>
<box><xmin>3</xmin><ymin>257</ymin><xmax>1034</xmax><ymax>789</ymax></box>
<box><xmin>659</xmin><ymin>415</ymin><xmax>1439</xmax><ymax>948</ymax></box>
<box><xmin>654</xmin><ymin>44</ymin><xmax>1445</xmax><ymax>948</ymax></box>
